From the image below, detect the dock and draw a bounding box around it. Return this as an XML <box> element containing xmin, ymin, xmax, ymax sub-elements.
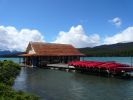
<box><xmin>20</xmin><ymin>60</ymin><xmax>133</xmax><ymax>79</ymax></box>
<box><xmin>20</xmin><ymin>63</ymin><xmax>75</xmax><ymax>70</ymax></box>
<box><xmin>47</xmin><ymin>63</ymin><xmax>75</xmax><ymax>70</ymax></box>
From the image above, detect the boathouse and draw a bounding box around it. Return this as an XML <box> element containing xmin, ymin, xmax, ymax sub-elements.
<box><xmin>21</xmin><ymin>42</ymin><xmax>84</xmax><ymax>67</ymax></box>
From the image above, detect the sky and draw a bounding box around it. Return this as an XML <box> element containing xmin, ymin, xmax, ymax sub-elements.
<box><xmin>0</xmin><ymin>0</ymin><xmax>133</xmax><ymax>51</ymax></box>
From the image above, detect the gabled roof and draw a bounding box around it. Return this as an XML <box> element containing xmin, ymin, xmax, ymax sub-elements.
<box><xmin>25</xmin><ymin>42</ymin><xmax>84</xmax><ymax>56</ymax></box>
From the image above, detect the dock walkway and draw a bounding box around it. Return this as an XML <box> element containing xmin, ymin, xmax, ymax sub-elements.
<box><xmin>47</xmin><ymin>63</ymin><xmax>75</xmax><ymax>70</ymax></box>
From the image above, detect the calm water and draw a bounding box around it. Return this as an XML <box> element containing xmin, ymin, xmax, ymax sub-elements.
<box><xmin>13</xmin><ymin>67</ymin><xmax>133</xmax><ymax>100</ymax></box>
<box><xmin>0</xmin><ymin>57</ymin><xmax>20</xmax><ymax>63</ymax></box>
<box><xmin>81</xmin><ymin>57</ymin><xmax>132</xmax><ymax>65</ymax></box>
<box><xmin>1</xmin><ymin>57</ymin><xmax>133</xmax><ymax>100</ymax></box>
<box><xmin>0</xmin><ymin>57</ymin><xmax>132</xmax><ymax>65</ymax></box>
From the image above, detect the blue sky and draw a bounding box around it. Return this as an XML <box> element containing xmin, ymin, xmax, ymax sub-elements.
<box><xmin>0</xmin><ymin>0</ymin><xmax>133</xmax><ymax>50</ymax></box>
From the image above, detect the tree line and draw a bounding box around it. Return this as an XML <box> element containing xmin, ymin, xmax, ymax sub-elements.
<box><xmin>78</xmin><ymin>42</ymin><xmax>133</xmax><ymax>56</ymax></box>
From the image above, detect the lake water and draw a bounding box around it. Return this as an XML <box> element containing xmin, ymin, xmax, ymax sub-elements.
<box><xmin>0</xmin><ymin>57</ymin><xmax>132</xmax><ymax>65</ymax></box>
<box><xmin>0</xmin><ymin>57</ymin><xmax>20</xmax><ymax>63</ymax></box>
<box><xmin>13</xmin><ymin>67</ymin><xmax>133</xmax><ymax>100</ymax></box>
<box><xmin>1</xmin><ymin>57</ymin><xmax>133</xmax><ymax>100</ymax></box>
<box><xmin>81</xmin><ymin>57</ymin><xmax>132</xmax><ymax>65</ymax></box>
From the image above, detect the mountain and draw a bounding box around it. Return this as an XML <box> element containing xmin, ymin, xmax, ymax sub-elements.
<box><xmin>79</xmin><ymin>42</ymin><xmax>133</xmax><ymax>56</ymax></box>
<box><xmin>0</xmin><ymin>50</ymin><xmax>24</xmax><ymax>57</ymax></box>
<box><xmin>0</xmin><ymin>50</ymin><xmax>12</xmax><ymax>55</ymax></box>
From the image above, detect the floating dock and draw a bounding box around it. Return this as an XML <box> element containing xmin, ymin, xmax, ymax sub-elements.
<box><xmin>47</xmin><ymin>63</ymin><xmax>75</xmax><ymax>70</ymax></box>
<box><xmin>20</xmin><ymin>60</ymin><xmax>133</xmax><ymax>78</ymax></box>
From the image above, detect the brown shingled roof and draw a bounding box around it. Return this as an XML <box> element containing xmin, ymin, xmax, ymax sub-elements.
<box><xmin>25</xmin><ymin>42</ymin><xmax>84</xmax><ymax>56</ymax></box>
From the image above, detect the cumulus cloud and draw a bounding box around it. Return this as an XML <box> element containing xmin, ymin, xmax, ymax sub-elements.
<box><xmin>53</xmin><ymin>25</ymin><xmax>100</xmax><ymax>48</ymax></box>
<box><xmin>104</xmin><ymin>26</ymin><xmax>133</xmax><ymax>44</ymax></box>
<box><xmin>2</xmin><ymin>24</ymin><xmax>133</xmax><ymax>51</ymax></box>
<box><xmin>0</xmin><ymin>26</ymin><xmax>44</xmax><ymax>51</ymax></box>
<box><xmin>109</xmin><ymin>17</ymin><xmax>122</xmax><ymax>27</ymax></box>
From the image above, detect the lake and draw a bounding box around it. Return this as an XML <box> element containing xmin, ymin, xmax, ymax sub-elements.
<box><xmin>1</xmin><ymin>57</ymin><xmax>133</xmax><ymax>100</ymax></box>
<box><xmin>81</xmin><ymin>57</ymin><xmax>132</xmax><ymax>65</ymax></box>
<box><xmin>0</xmin><ymin>57</ymin><xmax>20</xmax><ymax>63</ymax></box>
<box><xmin>0</xmin><ymin>57</ymin><xmax>132</xmax><ymax>65</ymax></box>
<box><xmin>13</xmin><ymin>67</ymin><xmax>133</xmax><ymax>100</ymax></box>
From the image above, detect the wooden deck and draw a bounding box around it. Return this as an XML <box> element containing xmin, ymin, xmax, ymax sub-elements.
<box><xmin>47</xmin><ymin>63</ymin><xmax>75</xmax><ymax>70</ymax></box>
<box><xmin>20</xmin><ymin>63</ymin><xmax>75</xmax><ymax>70</ymax></box>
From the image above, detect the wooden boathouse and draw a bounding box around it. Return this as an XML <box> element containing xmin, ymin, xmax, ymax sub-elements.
<box><xmin>21</xmin><ymin>42</ymin><xmax>84</xmax><ymax>67</ymax></box>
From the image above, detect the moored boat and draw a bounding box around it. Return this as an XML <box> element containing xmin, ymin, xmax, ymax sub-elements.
<box><xmin>68</xmin><ymin>61</ymin><xmax>133</xmax><ymax>79</ymax></box>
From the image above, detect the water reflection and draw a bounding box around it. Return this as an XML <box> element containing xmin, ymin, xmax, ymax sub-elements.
<box><xmin>13</xmin><ymin>67</ymin><xmax>133</xmax><ymax>100</ymax></box>
<box><xmin>13</xmin><ymin>67</ymin><xmax>28</xmax><ymax>90</ymax></box>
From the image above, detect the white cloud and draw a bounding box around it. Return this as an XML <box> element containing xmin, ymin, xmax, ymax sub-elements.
<box><xmin>53</xmin><ymin>25</ymin><xmax>100</xmax><ymax>48</ymax></box>
<box><xmin>109</xmin><ymin>17</ymin><xmax>122</xmax><ymax>27</ymax></box>
<box><xmin>2</xmin><ymin>24</ymin><xmax>133</xmax><ymax>51</ymax></box>
<box><xmin>0</xmin><ymin>26</ymin><xmax>44</xmax><ymax>51</ymax></box>
<box><xmin>104</xmin><ymin>26</ymin><xmax>133</xmax><ymax>44</ymax></box>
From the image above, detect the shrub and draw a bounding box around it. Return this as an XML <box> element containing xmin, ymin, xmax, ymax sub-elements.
<box><xmin>0</xmin><ymin>60</ymin><xmax>39</xmax><ymax>100</ymax></box>
<box><xmin>0</xmin><ymin>60</ymin><xmax>20</xmax><ymax>85</ymax></box>
<box><xmin>0</xmin><ymin>83</ymin><xmax>38</xmax><ymax>100</ymax></box>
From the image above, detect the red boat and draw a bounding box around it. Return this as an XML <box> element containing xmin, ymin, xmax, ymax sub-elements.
<box><xmin>68</xmin><ymin>61</ymin><xmax>133</xmax><ymax>78</ymax></box>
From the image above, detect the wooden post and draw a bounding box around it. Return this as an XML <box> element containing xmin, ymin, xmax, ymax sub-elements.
<box><xmin>23</xmin><ymin>57</ymin><xmax>25</xmax><ymax>65</ymax></box>
<box><xmin>19</xmin><ymin>57</ymin><xmax>21</xmax><ymax>64</ymax></box>
<box><xmin>98</xmin><ymin>68</ymin><xmax>100</xmax><ymax>76</ymax></box>
<box><xmin>131</xmin><ymin>56</ymin><xmax>132</xmax><ymax>67</ymax></box>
